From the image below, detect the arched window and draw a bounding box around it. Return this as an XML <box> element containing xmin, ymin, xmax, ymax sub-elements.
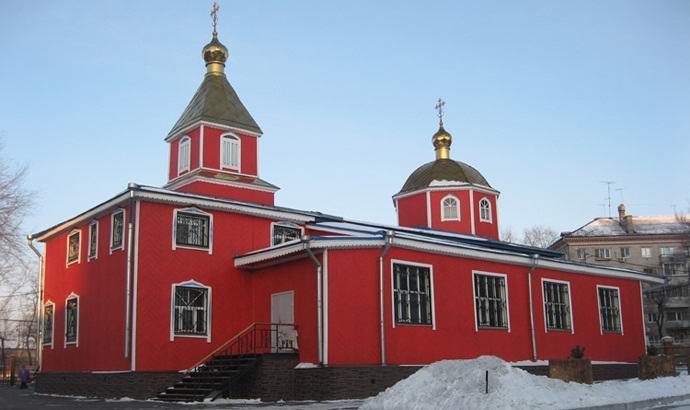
<box><xmin>178</xmin><ymin>136</ymin><xmax>191</xmax><ymax>174</ymax></box>
<box><xmin>221</xmin><ymin>134</ymin><xmax>240</xmax><ymax>170</ymax></box>
<box><xmin>441</xmin><ymin>195</ymin><xmax>460</xmax><ymax>221</ymax></box>
<box><xmin>479</xmin><ymin>198</ymin><xmax>492</xmax><ymax>222</ymax></box>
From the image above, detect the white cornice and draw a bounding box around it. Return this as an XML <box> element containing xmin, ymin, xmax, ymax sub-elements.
<box><xmin>164</xmin><ymin>174</ymin><xmax>279</xmax><ymax>194</ymax></box>
<box><xmin>393</xmin><ymin>185</ymin><xmax>500</xmax><ymax>201</ymax></box>
<box><xmin>166</xmin><ymin>120</ymin><xmax>262</xmax><ymax>142</ymax></box>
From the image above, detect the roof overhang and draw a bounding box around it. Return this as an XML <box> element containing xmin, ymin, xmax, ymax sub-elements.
<box><xmin>392</xmin><ymin>184</ymin><xmax>500</xmax><ymax>202</ymax></box>
<box><xmin>165</xmin><ymin>120</ymin><xmax>262</xmax><ymax>142</ymax></box>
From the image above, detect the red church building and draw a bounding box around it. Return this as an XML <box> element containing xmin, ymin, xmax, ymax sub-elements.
<box><xmin>30</xmin><ymin>21</ymin><xmax>662</xmax><ymax>401</ymax></box>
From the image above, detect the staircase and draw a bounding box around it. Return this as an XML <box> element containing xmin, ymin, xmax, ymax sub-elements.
<box><xmin>156</xmin><ymin>322</ymin><xmax>298</xmax><ymax>402</ymax></box>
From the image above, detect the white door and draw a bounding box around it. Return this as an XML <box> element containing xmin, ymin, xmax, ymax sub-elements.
<box><xmin>271</xmin><ymin>291</ymin><xmax>297</xmax><ymax>351</ymax></box>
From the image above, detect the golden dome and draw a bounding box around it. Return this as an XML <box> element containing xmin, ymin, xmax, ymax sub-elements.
<box><xmin>202</xmin><ymin>33</ymin><xmax>228</xmax><ymax>76</ymax></box>
<box><xmin>432</xmin><ymin>124</ymin><xmax>452</xmax><ymax>160</ymax></box>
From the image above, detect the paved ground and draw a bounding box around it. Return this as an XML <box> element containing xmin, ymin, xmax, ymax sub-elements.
<box><xmin>0</xmin><ymin>385</ymin><xmax>363</xmax><ymax>410</ymax></box>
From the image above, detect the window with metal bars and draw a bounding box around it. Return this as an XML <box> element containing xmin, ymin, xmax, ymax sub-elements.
<box><xmin>173</xmin><ymin>286</ymin><xmax>208</xmax><ymax>336</ymax></box>
<box><xmin>43</xmin><ymin>304</ymin><xmax>54</xmax><ymax>344</ymax></box>
<box><xmin>543</xmin><ymin>281</ymin><xmax>571</xmax><ymax>331</ymax></box>
<box><xmin>111</xmin><ymin>210</ymin><xmax>124</xmax><ymax>250</ymax></box>
<box><xmin>67</xmin><ymin>231</ymin><xmax>80</xmax><ymax>264</ymax></box>
<box><xmin>88</xmin><ymin>221</ymin><xmax>98</xmax><ymax>259</ymax></box>
<box><xmin>176</xmin><ymin>212</ymin><xmax>210</xmax><ymax>248</ymax></box>
<box><xmin>65</xmin><ymin>297</ymin><xmax>78</xmax><ymax>344</ymax></box>
<box><xmin>474</xmin><ymin>273</ymin><xmax>508</xmax><ymax>328</ymax></box>
<box><xmin>272</xmin><ymin>224</ymin><xmax>301</xmax><ymax>246</ymax></box>
<box><xmin>393</xmin><ymin>263</ymin><xmax>433</xmax><ymax>325</ymax></box>
<box><xmin>598</xmin><ymin>287</ymin><xmax>621</xmax><ymax>332</ymax></box>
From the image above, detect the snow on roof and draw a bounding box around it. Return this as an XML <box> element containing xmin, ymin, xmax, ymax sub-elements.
<box><xmin>570</xmin><ymin>215</ymin><xmax>690</xmax><ymax>237</ymax></box>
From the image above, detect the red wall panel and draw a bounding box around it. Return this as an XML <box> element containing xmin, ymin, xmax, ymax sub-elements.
<box><xmin>473</xmin><ymin>192</ymin><xmax>499</xmax><ymax>239</ymax></box>
<box><xmin>174</xmin><ymin>181</ymin><xmax>274</xmax><ymax>205</ymax></box>
<box><xmin>397</xmin><ymin>193</ymin><xmax>428</xmax><ymax>229</ymax></box>
<box><xmin>429</xmin><ymin>190</ymin><xmax>472</xmax><ymax>233</ymax></box>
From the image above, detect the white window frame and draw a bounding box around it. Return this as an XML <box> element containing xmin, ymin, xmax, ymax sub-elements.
<box><xmin>440</xmin><ymin>195</ymin><xmax>460</xmax><ymax>222</ymax></box>
<box><xmin>170</xmin><ymin>280</ymin><xmax>212</xmax><ymax>343</ymax></box>
<box><xmin>110</xmin><ymin>209</ymin><xmax>125</xmax><ymax>254</ymax></box>
<box><xmin>178</xmin><ymin>136</ymin><xmax>191</xmax><ymax>174</ymax></box>
<box><xmin>541</xmin><ymin>278</ymin><xmax>574</xmax><ymax>334</ymax></box>
<box><xmin>172</xmin><ymin>207</ymin><xmax>213</xmax><ymax>255</ymax></box>
<box><xmin>64</xmin><ymin>293</ymin><xmax>80</xmax><ymax>348</ymax></box>
<box><xmin>220</xmin><ymin>133</ymin><xmax>241</xmax><ymax>171</ymax></box>
<box><xmin>43</xmin><ymin>300</ymin><xmax>55</xmax><ymax>349</ymax></box>
<box><xmin>390</xmin><ymin>259</ymin><xmax>436</xmax><ymax>330</ymax></box>
<box><xmin>619</xmin><ymin>247</ymin><xmax>630</xmax><ymax>259</ymax></box>
<box><xmin>270</xmin><ymin>222</ymin><xmax>304</xmax><ymax>246</ymax></box>
<box><xmin>596</xmin><ymin>285</ymin><xmax>623</xmax><ymax>335</ymax></box>
<box><xmin>479</xmin><ymin>197</ymin><xmax>492</xmax><ymax>223</ymax></box>
<box><xmin>87</xmin><ymin>220</ymin><xmax>98</xmax><ymax>261</ymax></box>
<box><xmin>66</xmin><ymin>229</ymin><xmax>81</xmax><ymax>267</ymax></box>
<box><xmin>641</xmin><ymin>247</ymin><xmax>652</xmax><ymax>258</ymax></box>
<box><xmin>594</xmin><ymin>248</ymin><xmax>611</xmax><ymax>260</ymax></box>
<box><xmin>472</xmin><ymin>271</ymin><xmax>511</xmax><ymax>332</ymax></box>
<box><xmin>575</xmin><ymin>248</ymin><xmax>586</xmax><ymax>260</ymax></box>
<box><xmin>660</xmin><ymin>247</ymin><xmax>675</xmax><ymax>256</ymax></box>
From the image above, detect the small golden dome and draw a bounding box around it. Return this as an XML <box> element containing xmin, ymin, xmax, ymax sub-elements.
<box><xmin>432</xmin><ymin>125</ymin><xmax>453</xmax><ymax>160</ymax></box>
<box><xmin>202</xmin><ymin>33</ymin><xmax>228</xmax><ymax>75</ymax></box>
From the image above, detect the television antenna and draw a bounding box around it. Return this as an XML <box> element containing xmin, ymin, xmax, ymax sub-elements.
<box><xmin>601</xmin><ymin>181</ymin><xmax>615</xmax><ymax>217</ymax></box>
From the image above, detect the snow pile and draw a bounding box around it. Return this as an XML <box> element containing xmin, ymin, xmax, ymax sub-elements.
<box><xmin>361</xmin><ymin>356</ymin><xmax>690</xmax><ymax>410</ymax></box>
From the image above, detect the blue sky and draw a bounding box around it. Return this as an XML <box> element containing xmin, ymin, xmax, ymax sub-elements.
<box><xmin>1</xmin><ymin>0</ymin><xmax>689</xmax><ymax>239</ymax></box>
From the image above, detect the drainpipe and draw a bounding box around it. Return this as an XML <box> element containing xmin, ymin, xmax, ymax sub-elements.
<box><xmin>527</xmin><ymin>254</ymin><xmax>539</xmax><ymax>361</ymax></box>
<box><xmin>378</xmin><ymin>231</ymin><xmax>393</xmax><ymax>366</ymax></box>
<box><xmin>27</xmin><ymin>236</ymin><xmax>44</xmax><ymax>370</ymax></box>
<box><xmin>304</xmin><ymin>237</ymin><xmax>323</xmax><ymax>366</ymax></box>
<box><xmin>124</xmin><ymin>186</ymin><xmax>136</xmax><ymax>358</ymax></box>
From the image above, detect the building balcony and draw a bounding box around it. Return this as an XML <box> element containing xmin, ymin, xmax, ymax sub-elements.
<box><xmin>665</xmin><ymin>320</ymin><xmax>690</xmax><ymax>329</ymax></box>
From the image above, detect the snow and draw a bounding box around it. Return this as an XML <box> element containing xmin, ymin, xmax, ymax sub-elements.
<box><xmin>361</xmin><ymin>356</ymin><xmax>690</xmax><ymax>410</ymax></box>
<box><xmin>572</xmin><ymin>215</ymin><xmax>690</xmax><ymax>237</ymax></box>
<box><xmin>295</xmin><ymin>362</ymin><xmax>320</xmax><ymax>369</ymax></box>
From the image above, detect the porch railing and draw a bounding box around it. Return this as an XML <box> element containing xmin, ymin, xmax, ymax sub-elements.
<box><xmin>188</xmin><ymin>322</ymin><xmax>298</xmax><ymax>372</ymax></box>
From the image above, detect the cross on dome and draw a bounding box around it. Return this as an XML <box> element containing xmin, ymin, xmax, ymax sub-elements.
<box><xmin>435</xmin><ymin>98</ymin><xmax>446</xmax><ymax>126</ymax></box>
<box><xmin>210</xmin><ymin>1</ymin><xmax>220</xmax><ymax>36</ymax></box>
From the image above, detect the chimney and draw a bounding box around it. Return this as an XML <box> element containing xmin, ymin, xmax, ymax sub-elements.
<box><xmin>617</xmin><ymin>203</ymin><xmax>626</xmax><ymax>221</ymax></box>
<box><xmin>618</xmin><ymin>203</ymin><xmax>634</xmax><ymax>234</ymax></box>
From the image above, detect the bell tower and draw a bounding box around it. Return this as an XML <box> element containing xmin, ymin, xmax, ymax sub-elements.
<box><xmin>163</xmin><ymin>2</ymin><xmax>278</xmax><ymax>205</ymax></box>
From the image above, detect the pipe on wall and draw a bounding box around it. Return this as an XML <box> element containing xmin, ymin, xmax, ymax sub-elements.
<box><xmin>528</xmin><ymin>254</ymin><xmax>540</xmax><ymax>361</ymax></box>
<box><xmin>124</xmin><ymin>188</ymin><xmax>136</xmax><ymax>358</ymax></box>
<box><xmin>27</xmin><ymin>236</ymin><xmax>44</xmax><ymax>370</ymax></box>
<box><xmin>378</xmin><ymin>231</ymin><xmax>393</xmax><ymax>366</ymax></box>
<box><xmin>305</xmin><ymin>240</ymin><xmax>324</xmax><ymax>366</ymax></box>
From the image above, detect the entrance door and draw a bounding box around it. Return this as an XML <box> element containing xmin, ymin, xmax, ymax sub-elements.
<box><xmin>270</xmin><ymin>291</ymin><xmax>296</xmax><ymax>352</ymax></box>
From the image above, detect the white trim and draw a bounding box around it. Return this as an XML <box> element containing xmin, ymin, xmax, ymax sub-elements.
<box><xmin>131</xmin><ymin>201</ymin><xmax>140</xmax><ymax>371</ymax></box>
<box><xmin>170</xmin><ymin>280</ymin><xmax>212</xmax><ymax>343</ymax></box>
<box><xmin>389</xmin><ymin>259</ymin><xmax>436</xmax><ymax>330</ymax></box>
<box><xmin>596</xmin><ymin>285</ymin><xmax>624</xmax><ymax>335</ymax></box>
<box><xmin>166</xmin><ymin>166</ymin><xmax>261</xmax><ymax>185</ymax></box>
<box><xmin>199</xmin><ymin>125</ymin><xmax>205</xmax><ymax>168</ymax></box>
<box><xmin>472</xmin><ymin>270</ymin><xmax>511</xmax><ymax>332</ymax></box>
<box><xmin>393</xmin><ymin>184</ymin><xmax>500</xmax><ymax>201</ymax></box>
<box><xmin>220</xmin><ymin>133</ymin><xmax>241</xmax><ymax>172</ymax></box>
<box><xmin>65</xmin><ymin>229</ymin><xmax>81</xmax><ymax>267</ymax></box>
<box><xmin>87</xmin><ymin>220</ymin><xmax>98</xmax><ymax>261</ymax></box>
<box><xmin>172</xmin><ymin>207</ymin><xmax>214</xmax><ymax>255</ymax></box>
<box><xmin>440</xmin><ymin>194</ymin><xmax>461</xmax><ymax>222</ymax></box>
<box><xmin>425</xmin><ymin>191</ymin><xmax>432</xmax><ymax>228</ymax></box>
<box><xmin>495</xmin><ymin>197</ymin><xmax>500</xmax><ymax>235</ymax></box>
<box><xmin>110</xmin><ymin>208</ymin><xmax>126</xmax><ymax>254</ymax></box>
<box><xmin>540</xmin><ymin>278</ymin><xmax>574</xmax><ymax>334</ymax></box>
<box><xmin>469</xmin><ymin>190</ymin><xmax>476</xmax><ymax>235</ymax></box>
<box><xmin>166</xmin><ymin>120</ymin><xmax>262</xmax><ymax>142</ymax></box>
<box><xmin>323</xmin><ymin>250</ymin><xmax>329</xmax><ymax>365</ymax></box>
<box><xmin>270</xmin><ymin>221</ymin><xmax>304</xmax><ymax>246</ymax></box>
<box><xmin>165</xmin><ymin>174</ymin><xmax>278</xmax><ymax>194</ymax></box>
<box><xmin>64</xmin><ymin>293</ymin><xmax>80</xmax><ymax>348</ymax></box>
<box><xmin>395</xmin><ymin>199</ymin><xmax>400</xmax><ymax>225</ymax></box>
<box><xmin>43</xmin><ymin>300</ymin><xmax>55</xmax><ymax>349</ymax></box>
<box><xmin>177</xmin><ymin>136</ymin><xmax>191</xmax><ymax>175</ymax></box>
<box><xmin>479</xmin><ymin>197</ymin><xmax>493</xmax><ymax>223</ymax></box>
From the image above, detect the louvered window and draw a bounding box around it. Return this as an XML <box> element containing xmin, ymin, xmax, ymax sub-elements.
<box><xmin>221</xmin><ymin>135</ymin><xmax>240</xmax><ymax>169</ymax></box>
<box><xmin>543</xmin><ymin>281</ymin><xmax>571</xmax><ymax>331</ymax></box>
<box><xmin>393</xmin><ymin>263</ymin><xmax>433</xmax><ymax>325</ymax></box>
<box><xmin>474</xmin><ymin>273</ymin><xmax>508</xmax><ymax>328</ymax></box>
<box><xmin>176</xmin><ymin>212</ymin><xmax>210</xmax><ymax>248</ymax></box>
<box><xmin>598</xmin><ymin>287</ymin><xmax>622</xmax><ymax>332</ymax></box>
<box><xmin>173</xmin><ymin>286</ymin><xmax>209</xmax><ymax>336</ymax></box>
<box><xmin>178</xmin><ymin>136</ymin><xmax>190</xmax><ymax>173</ymax></box>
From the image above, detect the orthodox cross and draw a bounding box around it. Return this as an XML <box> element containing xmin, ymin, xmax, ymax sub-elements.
<box><xmin>435</xmin><ymin>98</ymin><xmax>446</xmax><ymax>126</ymax></box>
<box><xmin>211</xmin><ymin>1</ymin><xmax>220</xmax><ymax>36</ymax></box>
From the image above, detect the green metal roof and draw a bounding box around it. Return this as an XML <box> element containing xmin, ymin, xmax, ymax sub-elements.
<box><xmin>169</xmin><ymin>74</ymin><xmax>262</xmax><ymax>137</ymax></box>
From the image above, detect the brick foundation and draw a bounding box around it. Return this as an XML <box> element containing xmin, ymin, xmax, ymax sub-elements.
<box><xmin>518</xmin><ymin>363</ymin><xmax>638</xmax><ymax>381</ymax></box>
<box><xmin>35</xmin><ymin>371</ymin><xmax>180</xmax><ymax>399</ymax></box>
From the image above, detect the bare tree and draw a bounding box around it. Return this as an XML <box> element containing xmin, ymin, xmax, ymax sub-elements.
<box><xmin>646</xmin><ymin>285</ymin><xmax>670</xmax><ymax>341</ymax></box>
<box><xmin>522</xmin><ymin>225</ymin><xmax>559</xmax><ymax>248</ymax></box>
<box><xmin>500</xmin><ymin>226</ymin><xmax>516</xmax><ymax>243</ymax></box>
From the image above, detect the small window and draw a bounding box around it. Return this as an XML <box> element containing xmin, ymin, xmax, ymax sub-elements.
<box><xmin>88</xmin><ymin>221</ymin><xmax>98</xmax><ymax>260</ymax></box>
<box><xmin>598</xmin><ymin>287</ymin><xmax>622</xmax><ymax>333</ymax></box>
<box><xmin>111</xmin><ymin>210</ymin><xmax>124</xmax><ymax>251</ymax></box>
<box><xmin>646</xmin><ymin>312</ymin><xmax>657</xmax><ymax>323</ymax></box>
<box><xmin>441</xmin><ymin>195</ymin><xmax>460</xmax><ymax>221</ymax></box>
<box><xmin>66</xmin><ymin>230</ymin><xmax>81</xmax><ymax>265</ymax></box>
<box><xmin>178</xmin><ymin>136</ymin><xmax>191</xmax><ymax>174</ymax></box>
<box><xmin>666</xmin><ymin>310</ymin><xmax>687</xmax><ymax>322</ymax></box>
<box><xmin>393</xmin><ymin>263</ymin><xmax>433</xmax><ymax>326</ymax></box>
<box><xmin>221</xmin><ymin>135</ymin><xmax>240</xmax><ymax>169</ymax></box>
<box><xmin>594</xmin><ymin>248</ymin><xmax>610</xmax><ymax>259</ymax></box>
<box><xmin>543</xmin><ymin>281</ymin><xmax>572</xmax><ymax>331</ymax></box>
<box><xmin>43</xmin><ymin>303</ymin><xmax>54</xmax><ymax>345</ymax></box>
<box><xmin>65</xmin><ymin>295</ymin><xmax>79</xmax><ymax>345</ymax></box>
<box><xmin>620</xmin><ymin>247</ymin><xmax>630</xmax><ymax>259</ymax></box>
<box><xmin>272</xmin><ymin>223</ymin><xmax>302</xmax><ymax>246</ymax></box>
<box><xmin>663</xmin><ymin>263</ymin><xmax>686</xmax><ymax>276</ymax></box>
<box><xmin>175</xmin><ymin>210</ymin><xmax>211</xmax><ymax>249</ymax></box>
<box><xmin>173</xmin><ymin>285</ymin><xmax>210</xmax><ymax>337</ymax></box>
<box><xmin>660</xmin><ymin>247</ymin><xmax>675</xmax><ymax>256</ymax></box>
<box><xmin>575</xmin><ymin>248</ymin><xmax>587</xmax><ymax>260</ymax></box>
<box><xmin>641</xmin><ymin>247</ymin><xmax>651</xmax><ymax>258</ymax></box>
<box><xmin>479</xmin><ymin>198</ymin><xmax>492</xmax><ymax>222</ymax></box>
<box><xmin>474</xmin><ymin>273</ymin><xmax>509</xmax><ymax>329</ymax></box>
